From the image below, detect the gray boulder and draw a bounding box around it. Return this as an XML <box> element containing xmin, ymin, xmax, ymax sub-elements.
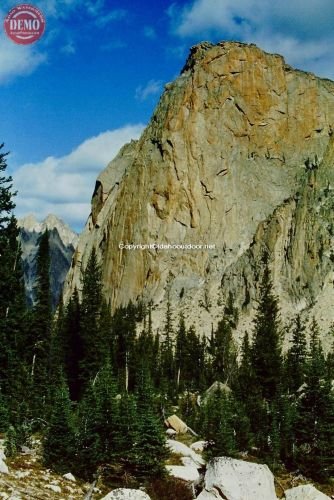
<box><xmin>200</xmin><ymin>457</ymin><xmax>277</xmax><ymax>500</ymax></box>
<box><xmin>100</xmin><ymin>489</ymin><xmax>151</xmax><ymax>500</ymax></box>
<box><xmin>284</xmin><ymin>484</ymin><xmax>331</xmax><ymax>500</ymax></box>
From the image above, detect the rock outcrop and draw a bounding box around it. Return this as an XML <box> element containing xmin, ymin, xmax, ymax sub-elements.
<box><xmin>198</xmin><ymin>456</ymin><xmax>277</xmax><ymax>500</ymax></box>
<box><xmin>63</xmin><ymin>41</ymin><xmax>334</xmax><ymax>342</ymax></box>
<box><xmin>101</xmin><ymin>489</ymin><xmax>151</xmax><ymax>500</ymax></box>
<box><xmin>284</xmin><ymin>484</ymin><xmax>331</xmax><ymax>500</ymax></box>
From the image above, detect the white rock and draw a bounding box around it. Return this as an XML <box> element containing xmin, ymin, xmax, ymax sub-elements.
<box><xmin>0</xmin><ymin>451</ymin><xmax>6</xmax><ymax>461</ymax></box>
<box><xmin>166</xmin><ymin>465</ymin><xmax>200</xmax><ymax>483</ymax></box>
<box><xmin>63</xmin><ymin>472</ymin><xmax>76</xmax><ymax>482</ymax></box>
<box><xmin>203</xmin><ymin>457</ymin><xmax>277</xmax><ymax>500</ymax></box>
<box><xmin>166</xmin><ymin>428</ymin><xmax>177</xmax><ymax>437</ymax></box>
<box><xmin>46</xmin><ymin>484</ymin><xmax>61</xmax><ymax>493</ymax></box>
<box><xmin>167</xmin><ymin>439</ymin><xmax>205</xmax><ymax>466</ymax></box>
<box><xmin>100</xmin><ymin>489</ymin><xmax>151</xmax><ymax>499</ymax></box>
<box><xmin>0</xmin><ymin>459</ymin><xmax>9</xmax><ymax>474</ymax></box>
<box><xmin>284</xmin><ymin>484</ymin><xmax>331</xmax><ymax>500</ymax></box>
<box><xmin>196</xmin><ymin>488</ymin><xmax>222</xmax><ymax>499</ymax></box>
<box><xmin>190</xmin><ymin>441</ymin><xmax>207</xmax><ymax>452</ymax></box>
<box><xmin>182</xmin><ymin>456</ymin><xmax>201</xmax><ymax>468</ymax></box>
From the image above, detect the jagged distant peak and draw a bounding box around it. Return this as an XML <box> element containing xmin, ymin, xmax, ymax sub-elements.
<box><xmin>18</xmin><ymin>213</ymin><xmax>78</xmax><ymax>248</ymax></box>
<box><xmin>18</xmin><ymin>213</ymin><xmax>40</xmax><ymax>232</ymax></box>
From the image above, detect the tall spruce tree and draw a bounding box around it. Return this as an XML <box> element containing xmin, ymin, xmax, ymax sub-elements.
<box><xmin>112</xmin><ymin>303</ymin><xmax>137</xmax><ymax>391</ymax></box>
<box><xmin>208</xmin><ymin>317</ymin><xmax>237</xmax><ymax>385</ymax></box>
<box><xmin>0</xmin><ymin>145</ymin><xmax>28</xmax><ymax>408</ymax></box>
<box><xmin>133</xmin><ymin>367</ymin><xmax>168</xmax><ymax>479</ymax></box>
<box><xmin>285</xmin><ymin>315</ymin><xmax>307</xmax><ymax>394</ymax></box>
<box><xmin>80</xmin><ymin>247</ymin><xmax>108</xmax><ymax>394</ymax></box>
<box><xmin>30</xmin><ymin>230</ymin><xmax>52</xmax><ymax>418</ymax></box>
<box><xmin>201</xmin><ymin>387</ymin><xmax>236</xmax><ymax>459</ymax></box>
<box><xmin>250</xmin><ymin>255</ymin><xmax>282</xmax><ymax>401</ymax></box>
<box><xmin>295</xmin><ymin>318</ymin><xmax>334</xmax><ymax>479</ymax></box>
<box><xmin>160</xmin><ymin>293</ymin><xmax>175</xmax><ymax>392</ymax></box>
<box><xmin>64</xmin><ymin>288</ymin><xmax>83</xmax><ymax>401</ymax></box>
<box><xmin>43</xmin><ymin>375</ymin><xmax>76</xmax><ymax>473</ymax></box>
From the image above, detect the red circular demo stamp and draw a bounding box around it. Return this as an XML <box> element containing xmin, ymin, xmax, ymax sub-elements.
<box><xmin>4</xmin><ymin>4</ymin><xmax>46</xmax><ymax>45</ymax></box>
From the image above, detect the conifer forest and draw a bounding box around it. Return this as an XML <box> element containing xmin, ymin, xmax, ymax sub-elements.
<box><xmin>1</xmin><ymin>142</ymin><xmax>334</xmax><ymax>497</ymax></box>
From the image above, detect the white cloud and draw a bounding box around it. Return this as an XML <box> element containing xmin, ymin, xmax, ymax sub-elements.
<box><xmin>169</xmin><ymin>0</ymin><xmax>334</xmax><ymax>79</ymax></box>
<box><xmin>0</xmin><ymin>35</ymin><xmax>47</xmax><ymax>83</ymax></box>
<box><xmin>135</xmin><ymin>80</ymin><xmax>163</xmax><ymax>101</ymax></box>
<box><xmin>95</xmin><ymin>9</ymin><xmax>127</xmax><ymax>27</ymax></box>
<box><xmin>13</xmin><ymin>125</ymin><xmax>145</xmax><ymax>230</ymax></box>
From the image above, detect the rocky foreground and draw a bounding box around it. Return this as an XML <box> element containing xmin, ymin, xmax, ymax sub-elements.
<box><xmin>0</xmin><ymin>433</ymin><xmax>332</xmax><ymax>499</ymax></box>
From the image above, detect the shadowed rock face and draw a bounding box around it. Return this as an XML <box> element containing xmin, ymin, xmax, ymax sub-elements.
<box><xmin>63</xmin><ymin>41</ymin><xmax>334</xmax><ymax>343</ymax></box>
<box><xmin>18</xmin><ymin>214</ymin><xmax>78</xmax><ymax>309</ymax></box>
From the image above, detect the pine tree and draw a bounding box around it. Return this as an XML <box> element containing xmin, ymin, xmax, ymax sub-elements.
<box><xmin>80</xmin><ymin>247</ymin><xmax>108</xmax><ymax>394</ymax></box>
<box><xmin>112</xmin><ymin>303</ymin><xmax>137</xmax><ymax>392</ymax></box>
<box><xmin>64</xmin><ymin>288</ymin><xmax>83</xmax><ymax>401</ymax></box>
<box><xmin>174</xmin><ymin>314</ymin><xmax>187</xmax><ymax>391</ymax></box>
<box><xmin>236</xmin><ymin>331</ymin><xmax>253</xmax><ymax>399</ymax></box>
<box><xmin>208</xmin><ymin>317</ymin><xmax>237</xmax><ymax>385</ymax></box>
<box><xmin>250</xmin><ymin>255</ymin><xmax>282</xmax><ymax>401</ymax></box>
<box><xmin>160</xmin><ymin>294</ymin><xmax>175</xmax><ymax>393</ymax></box>
<box><xmin>43</xmin><ymin>376</ymin><xmax>76</xmax><ymax>474</ymax></box>
<box><xmin>30</xmin><ymin>230</ymin><xmax>52</xmax><ymax>419</ymax></box>
<box><xmin>295</xmin><ymin>318</ymin><xmax>334</xmax><ymax>479</ymax></box>
<box><xmin>113</xmin><ymin>393</ymin><xmax>138</xmax><ymax>470</ymax></box>
<box><xmin>133</xmin><ymin>367</ymin><xmax>168</xmax><ymax>479</ymax></box>
<box><xmin>93</xmin><ymin>362</ymin><xmax>119</xmax><ymax>462</ymax></box>
<box><xmin>285</xmin><ymin>315</ymin><xmax>307</xmax><ymax>394</ymax></box>
<box><xmin>201</xmin><ymin>387</ymin><xmax>236</xmax><ymax>459</ymax></box>
<box><xmin>75</xmin><ymin>383</ymin><xmax>102</xmax><ymax>480</ymax></box>
<box><xmin>0</xmin><ymin>145</ymin><xmax>28</xmax><ymax>404</ymax></box>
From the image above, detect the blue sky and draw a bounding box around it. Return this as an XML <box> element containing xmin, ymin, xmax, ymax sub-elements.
<box><xmin>1</xmin><ymin>0</ymin><xmax>333</xmax><ymax>230</ymax></box>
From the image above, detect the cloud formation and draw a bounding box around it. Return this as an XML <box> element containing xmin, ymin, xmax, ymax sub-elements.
<box><xmin>135</xmin><ymin>80</ymin><xmax>163</xmax><ymax>101</ymax></box>
<box><xmin>95</xmin><ymin>9</ymin><xmax>128</xmax><ymax>27</ymax></box>
<box><xmin>169</xmin><ymin>0</ymin><xmax>334</xmax><ymax>79</ymax></box>
<box><xmin>13</xmin><ymin>125</ymin><xmax>145</xmax><ymax>230</ymax></box>
<box><xmin>0</xmin><ymin>35</ymin><xmax>47</xmax><ymax>83</ymax></box>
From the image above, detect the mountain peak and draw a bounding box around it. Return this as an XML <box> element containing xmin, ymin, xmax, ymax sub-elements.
<box><xmin>18</xmin><ymin>213</ymin><xmax>78</xmax><ymax>248</ymax></box>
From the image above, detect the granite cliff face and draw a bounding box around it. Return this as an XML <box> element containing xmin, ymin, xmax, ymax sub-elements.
<box><xmin>63</xmin><ymin>41</ymin><xmax>334</xmax><ymax>343</ymax></box>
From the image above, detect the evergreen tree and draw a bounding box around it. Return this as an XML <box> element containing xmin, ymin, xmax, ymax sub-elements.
<box><xmin>201</xmin><ymin>387</ymin><xmax>236</xmax><ymax>459</ymax></box>
<box><xmin>30</xmin><ymin>230</ymin><xmax>52</xmax><ymax>418</ymax></box>
<box><xmin>75</xmin><ymin>383</ymin><xmax>102</xmax><ymax>479</ymax></box>
<box><xmin>112</xmin><ymin>303</ymin><xmax>137</xmax><ymax>391</ymax></box>
<box><xmin>49</xmin><ymin>294</ymin><xmax>66</xmax><ymax>389</ymax></box>
<box><xmin>133</xmin><ymin>368</ymin><xmax>168</xmax><ymax>479</ymax></box>
<box><xmin>160</xmin><ymin>294</ymin><xmax>175</xmax><ymax>392</ymax></box>
<box><xmin>43</xmin><ymin>376</ymin><xmax>76</xmax><ymax>473</ymax></box>
<box><xmin>285</xmin><ymin>315</ymin><xmax>307</xmax><ymax>394</ymax></box>
<box><xmin>0</xmin><ymin>145</ymin><xmax>28</xmax><ymax>404</ymax></box>
<box><xmin>208</xmin><ymin>317</ymin><xmax>237</xmax><ymax>385</ymax></box>
<box><xmin>174</xmin><ymin>314</ymin><xmax>187</xmax><ymax>390</ymax></box>
<box><xmin>80</xmin><ymin>247</ymin><xmax>108</xmax><ymax>394</ymax></box>
<box><xmin>93</xmin><ymin>362</ymin><xmax>119</xmax><ymax>462</ymax></box>
<box><xmin>64</xmin><ymin>288</ymin><xmax>83</xmax><ymax>401</ymax></box>
<box><xmin>295</xmin><ymin>318</ymin><xmax>334</xmax><ymax>479</ymax></box>
<box><xmin>250</xmin><ymin>255</ymin><xmax>282</xmax><ymax>401</ymax></box>
<box><xmin>113</xmin><ymin>393</ymin><xmax>138</xmax><ymax>470</ymax></box>
<box><xmin>236</xmin><ymin>331</ymin><xmax>253</xmax><ymax>399</ymax></box>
